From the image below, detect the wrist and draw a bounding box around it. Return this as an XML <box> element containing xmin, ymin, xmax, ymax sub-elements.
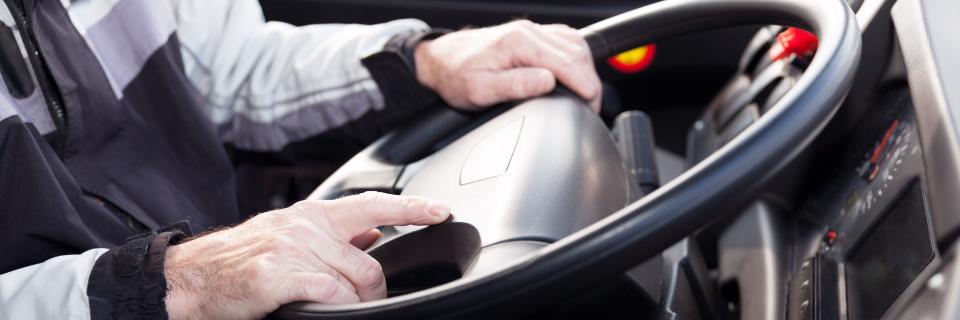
<box><xmin>87</xmin><ymin>222</ymin><xmax>192</xmax><ymax>320</ymax></box>
<box><xmin>413</xmin><ymin>40</ymin><xmax>438</xmax><ymax>91</ymax></box>
<box><xmin>360</xmin><ymin>28</ymin><xmax>449</xmax><ymax>119</ymax></box>
<box><xmin>163</xmin><ymin>244</ymin><xmax>195</xmax><ymax>320</ymax></box>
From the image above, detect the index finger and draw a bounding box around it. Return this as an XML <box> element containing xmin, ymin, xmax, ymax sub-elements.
<box><xmin>297</xmin><ymin>192</ymin><xmax>451</xmax><ymax>241</ymax></box>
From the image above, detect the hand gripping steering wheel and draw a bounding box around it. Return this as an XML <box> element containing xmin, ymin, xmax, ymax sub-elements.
<box><xmin>274</xmin><ymin>0</ymin><xmax>860</xmax><ymax>318</ymax></box>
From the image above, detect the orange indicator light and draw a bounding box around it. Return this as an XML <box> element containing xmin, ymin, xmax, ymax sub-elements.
<box><xmin>607</xmin><ymin>44</ymin><xmax>656</xmax><ymax>74</ymax></box>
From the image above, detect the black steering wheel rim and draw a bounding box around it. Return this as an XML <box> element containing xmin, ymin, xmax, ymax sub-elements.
<box><xmin>276</xmin><ymin>0</ymin><xmax>861</xmax><ymax>318</ymax></box>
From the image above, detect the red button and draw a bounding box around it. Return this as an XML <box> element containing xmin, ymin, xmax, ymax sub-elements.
<box><xmin>768</xmin><ymin>27</ymin><xmax>818</xmax><ymax>61</ymax></box>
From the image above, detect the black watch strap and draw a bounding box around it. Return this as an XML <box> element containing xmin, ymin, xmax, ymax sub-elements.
<box><xmin>361</xmin><ymin>29</ymin><xmax>451</xmax><ymax>119</ymax></box>
<box><xmin>87</xmin><ymin>221</ymin><xmax>192</xmax><ymax>320</ymax></box>
<box><xmin>392</xmin><ymin>28</ymin><xmax>451</xmax><ymax>75</ymax></box>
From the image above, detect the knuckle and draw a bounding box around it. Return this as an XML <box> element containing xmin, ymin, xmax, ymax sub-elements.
<box><xmin>316</xmin><ymin>277</ymin><xmax>342</xmax><ymax>302</ymax></box>
<box><xmin>289</xmin><ymin>200</ymin><xmax>318</xmax><ymax>215</ymax></box>
<box><xmin>280</xmin><ymin>215</ymin><xmax>316</xmax><ymax>235</ymax></box>
<box><xmin>515</xmin><ymin>77</ymin><xmax>537</xmax><ymax>97</ymax></box>
<box><xmin>308</xmin><ymin>273</ymin><xmax>339</xmax><ymax>301</ymax></box>
<box><xmin>290</xmin><ymin>200</ymin><xmax>310</xmax><ymax>211</ymax></box>
<box><xmin>353</xmin><ymin>257</ymin><xmax>385</xmax><ymax>289</ymax></box>
<box><xmin>288</xmin><ymin>200</ymin><xmax>324</xmax><ymax>215</ymax></box>
<box><xmin>268</xmin><ymin>211</ymin><xmax>291</xmax><ymax>225</ymax></box>
<box><xmin>335</xmin><ymin>242</ymin><xmax>384</xmax><ymax>289</ymax></box>
<box><xmin>575</xmin><ymin>46</ymin><xmax>592</xmax><ymax>61</ymax></box>
<box><xmin>549</xmin><ymin>24</ymin><xmax>580</xmax><ymax>39</ymax></box>
<box><xmin>269</xmin><ymin>213</ymin><xmax>298</xmax><ymax>232</ymax></box>
<box><xmin>398</xmin><ymin>196</ymin><xmax>424</xmax><ymax>215</ymax></box>
<box><xmin>511</xmin><ymin>19</ymin><xmax>534</xmax><ymax>28</ymax></box>
<box><xmin>328</xmin><ymin>269</ymin><xmax>349</xmax><ymax>288</ymax></box>
<box><xmin>354</xmin><ymin>191</ymin><xmax>386</xmax><ymax>212</ymax></box>
<box><xmin>258</xmin><ymin>236</ymin><xmax>284</xmax><ymax>253</ymax></box>
<box><xmin>531</xmin><ymin>48</ymin><xmax>549</xmax><ymax>62</ymax></box>
<box><xmin>500</xmin><ymin>29</ymin><xmax>527</xmax><ymax>46</ymax></box>
<box><xmin>464</xmin><ymin>87</ymin><xmax>487</xmax><ymax>106</ymax></box>
<box><xmin>336</xmin><ymin>241</ymin><xmax>357</xmax><ymax>260</ymax></box>
<box><xmin>561</xmin><ymin>25</ymin><xmax>580</xmax><ymax>36</ymax></box>
<box><xmin>304</xmin><ymin>274</ymin><xmax>340</xmax><ymax>302</ymax></box>
<box><xmin>252</xmin><ymin>210</ymin><xmax>282</xmax><ymax>225</ymax></box>
<box><xmin>356</xmin><ymin>191</ymin><xmax>383</xmax><ymax>204</ymax></box>
<box><xmin>289</xmin><ymin>280</ymin><xmax>313</xmax><ymax>302</ymax></box>
<box><xmin>274</xmin><ymin>235</ymin><xmax>303</xmax><ymax>255</ymax></box>
<box><xmin>247</xmin><ymin>258</ymin><xmax>275</xmax><ymax>282</ymax></box>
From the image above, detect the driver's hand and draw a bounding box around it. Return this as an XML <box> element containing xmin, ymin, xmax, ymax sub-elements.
<box><xmin>415</xmin><ymin>20</ymin><xmax>602</xmax><ymax>112</ymax></box>
<box><xmin>162</xmin><ymin>192</ymin><xmax>451</xmax><ymax>320</ymax></box>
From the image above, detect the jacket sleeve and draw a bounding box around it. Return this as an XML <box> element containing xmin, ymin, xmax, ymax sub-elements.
<box><xmin>169</xmin><ymin>0</ymin><xmax>441</xmax><ymax>154</ymax></box>
<box><xmin>0</xmin><ymin>249</ymin><xmax>108</xmax><ymax>320</ymax></box>
<box><xmin>0</xmin><ymin>228</ymin><xmax>188</xmax><ymax>320</ymax></box>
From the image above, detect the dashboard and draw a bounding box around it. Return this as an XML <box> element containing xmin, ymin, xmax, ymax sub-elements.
<box><xmin>682</xmin><ymin>0</ymin><xmax>952</xmax><ymax>316</ymax></box>
<box><xmin>789</xmin><ymin>89</ymin><xmax>938</xmax><ymax>320</ymax></box>
<box><xmin>694</xmin><ymin>0</ymin><xmax>960</xmax><ymax>318</ymax></box>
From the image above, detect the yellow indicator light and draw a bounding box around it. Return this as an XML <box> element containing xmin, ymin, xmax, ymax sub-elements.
<box><xmin>607</xmin><ymin>44</ymin><xmax>656</xmax><ymax>74</ymax></box>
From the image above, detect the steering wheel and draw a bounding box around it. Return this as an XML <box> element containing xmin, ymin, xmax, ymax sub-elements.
<box><xmin>275</xmin><ymin>0</ymin><xmax>860</xmax><ymax>318</ymax></box>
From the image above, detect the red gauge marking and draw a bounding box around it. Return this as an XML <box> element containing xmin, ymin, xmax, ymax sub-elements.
<box><xmin>870</xmin><ymin>119</ymin><xmax>900</xmax><ymax>165</ymax></box>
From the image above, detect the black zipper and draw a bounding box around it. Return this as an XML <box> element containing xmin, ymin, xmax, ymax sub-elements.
<box><xmin>3</xmin><ymin>2</ymin><xmax>151</xmax><ymax>234</ymax></box>
<box><xmin>4</xmin><ymin>1</ymin><xmax>150</xmax><ymax>234</ymax></box>
<box><xmin>4</xmin><ymin>0</ymin><xmax>68</xmax><ymax>154</ymax></box>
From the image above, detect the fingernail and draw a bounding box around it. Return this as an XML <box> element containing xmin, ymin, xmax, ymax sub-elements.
<box><xmin>428</xmin><ymin>201</ymin><xmax>452</xmax><ymax>218</ymax></box>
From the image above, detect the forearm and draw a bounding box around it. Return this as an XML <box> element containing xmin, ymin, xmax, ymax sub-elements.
<box><xmin>171</xmin><ymin>0</ymin><xmax>436</xmax><ymax>153</ymax></box>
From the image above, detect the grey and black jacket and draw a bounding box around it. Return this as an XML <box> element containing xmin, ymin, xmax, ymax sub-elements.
<box><xmin>0</xmin><ymin>0</ymin><xmax>440</xmax><ymax>318</ymax></box>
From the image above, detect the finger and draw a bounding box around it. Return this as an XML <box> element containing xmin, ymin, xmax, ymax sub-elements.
<box><xmin>530</xmin><ymin>31</ymin><xmax>599</xmax><ymax>97</ymax></box>
<box><xmin>303</xmin><ymin>192</ymin><xmax>451</xmax><ymax>240</ymax></box>
<box><xmin>349</xmin><ymin>229</ymin><xmax>383</xmax><ymax>250</ymax></box>
<box><xmin>529</xmin><ymin>25</ymin><xmax>584</xmax><ymax>56</ymax></box>
<box><xmin>265</xmin><ymin>234</ymin><xmax>361</xmax><ymax>295</ymax></box>
<box><xmin>543</xmin><ymin>24</ymin><xmax>587</xmax><ymax>48</ymax></box>
<box><xmin>509</xmin><ymin>35</ymin><xmax>600</xmax><ymax>103</ymax></box>
<box><xmin>531</xmin><ymin>25</ymin><xmax>603</xmax><ymax>106</ymax></box>
<box><xmin>312</xmin><ymin>260</ymin><xmax>359</xmax><ymax>296</ymax></box>
<box><xmin>314</xmin><ymin>241</ymin><xmax>388</xmax><ymax>301</ymax></box>
<box><xmin>285</xmin><ymin>273</ymin><xmax>361</xmax><ymax>304</ymax></box>
<box><xmin>540</xmin><ymin>26</ymin><xmax>603</xmax><ymax>112</ymax></box>
<box><xmin>469</xmin><ymin>67</ymin><xmax>556</xmax><ymax>105</ymax></box>
<box><xmin>288</xmin><ymin>225</ymin><xmax>384</xmax><ymax>300</ymax></box>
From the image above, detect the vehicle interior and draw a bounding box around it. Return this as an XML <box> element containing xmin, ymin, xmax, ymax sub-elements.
<box><xmin>245</xmin><ymin>0</ymin><xmax>960</xmax><ymax>318</ymax></box>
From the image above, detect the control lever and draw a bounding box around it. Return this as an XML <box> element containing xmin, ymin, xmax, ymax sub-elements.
<box><xmin>612</xmin><ymin>111</ymin><xmax>661</xmax><ymax>195</ymax></box>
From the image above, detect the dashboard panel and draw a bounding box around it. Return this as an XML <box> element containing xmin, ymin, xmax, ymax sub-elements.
<box><xmin>845</xmin><ymin>181</ymin><xmax>933</xmax><ymax>320</ymax></box>
<box><xmin>788</xmin><ymin>89</ymin><xmax>939</xmax><ymax>320</ymax></box>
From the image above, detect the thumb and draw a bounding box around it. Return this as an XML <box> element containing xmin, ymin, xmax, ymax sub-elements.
<box><xmin>473</xmin><ymin>67</ymin><xmax>556</xmax><ymax>106</ymax></box>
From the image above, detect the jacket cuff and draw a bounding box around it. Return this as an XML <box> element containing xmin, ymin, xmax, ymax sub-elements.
<box><xmin>87</xmin><ymin>221</ymin><xmax>192</xmax><ymax>319</ymax></box>
<box><xmin>361</xmin><ymin>29</ymin><xmax>450</xmax><ymax>121</ymax></box>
